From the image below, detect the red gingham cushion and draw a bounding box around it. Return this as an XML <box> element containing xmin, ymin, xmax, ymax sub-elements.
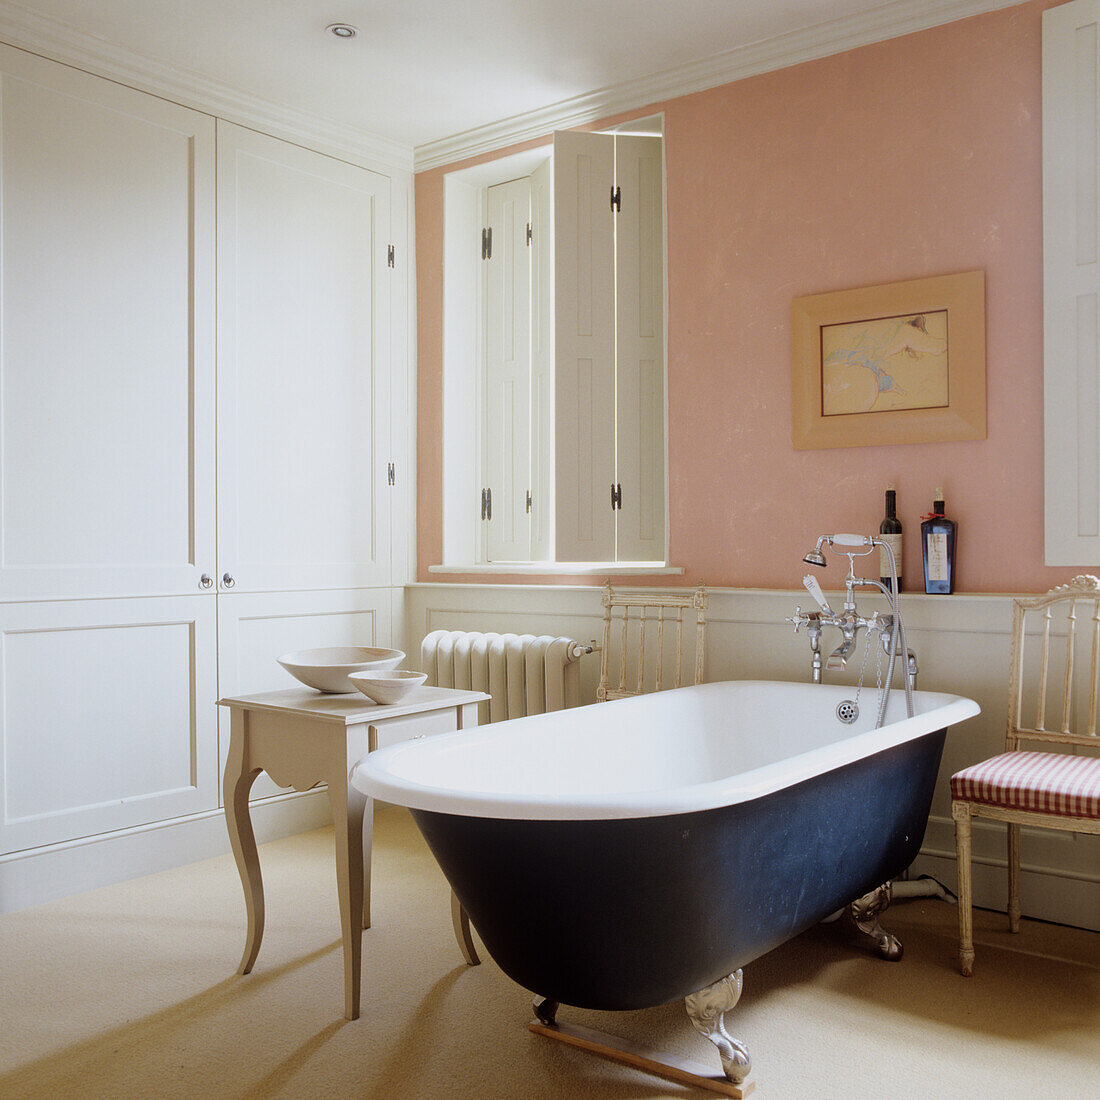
<box><xmin>951</xmin><ymin>751</ymin><xmax>1100</xmax><ymax>819</ymax></box>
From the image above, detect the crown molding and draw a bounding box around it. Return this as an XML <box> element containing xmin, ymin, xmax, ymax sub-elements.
<box><xmin>0</xmin><ymin>0</ymin><xmax>414</xmax><ymax>174</ymax></box>
<box><xmin>414</xmin><ymin>0</ymin><xmax>1022</xmax><ymax>172</ymax></box>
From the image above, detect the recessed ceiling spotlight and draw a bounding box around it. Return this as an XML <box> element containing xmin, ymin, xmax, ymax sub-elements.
<box><xmin>326</xmin><ymin>23</ymin><xmax>359</xmax><ymax>40</ymax></box>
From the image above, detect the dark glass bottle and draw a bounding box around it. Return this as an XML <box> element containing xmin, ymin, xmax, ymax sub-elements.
<box><xmin>921</xmin><ymin>488</ymin><xmax>956</xmax><ymax>594</ymax></box>
<box><xmin>879</xmin><ymin>486</ymin><xmax>903</xmax><ymax>594</ymax></box>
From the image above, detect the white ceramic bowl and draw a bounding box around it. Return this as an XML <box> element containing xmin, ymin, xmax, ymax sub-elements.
<box><xmin>348</xmin><ymin>669</ymin><xmax>428</xmax><ymax>705</ymax></box>
<box><xmin>277</xmin><ymin>647</ymin><xmax>405</xmax><ymax>693</ymax></box>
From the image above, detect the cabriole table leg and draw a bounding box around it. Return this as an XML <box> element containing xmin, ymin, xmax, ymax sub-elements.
<box><xmin>223</xmin><ymin>713</ymin><xmax>265</xmax><ymax>975</ymax></box>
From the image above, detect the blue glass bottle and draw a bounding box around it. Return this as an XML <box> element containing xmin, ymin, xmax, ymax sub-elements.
<box><xmin>921</xmin><ymin>488</ymin><xmax>956</xmax><ymax>594</ymax></box>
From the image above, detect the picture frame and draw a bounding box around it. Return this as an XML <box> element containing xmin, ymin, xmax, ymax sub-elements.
<box><xmin>791</xmin><ymin>269</ymin><xmax>986</xmax><ymax>450</ymax></box>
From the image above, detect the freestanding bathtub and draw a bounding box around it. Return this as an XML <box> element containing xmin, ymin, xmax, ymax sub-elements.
<box><xmin>352</xmin><ymin>680</ymin><xmax>979</xmax><ymax>1090</ymax></box>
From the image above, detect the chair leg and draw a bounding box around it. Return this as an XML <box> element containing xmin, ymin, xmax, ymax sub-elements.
<box><xmin>1007</xmin><ymin>822</ymin><xmax>1021</xmax><ymax>933</ymax></box>
<box><xmin>952</xmin><ymin>800</ymin><xmax>975</xmax><ymax>977</ymax></box>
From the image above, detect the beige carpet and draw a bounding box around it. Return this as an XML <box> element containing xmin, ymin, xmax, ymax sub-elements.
<box><xmin>1</xmin><ymin>805</ymin><xmax>1097</xmax><ymax>1099</ymax></box>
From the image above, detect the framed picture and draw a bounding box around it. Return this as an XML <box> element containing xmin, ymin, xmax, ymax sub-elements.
<box><xmin>791</xmin><ymin>269</ymin><xmax>986</xmax><ymax>450</ymax></box>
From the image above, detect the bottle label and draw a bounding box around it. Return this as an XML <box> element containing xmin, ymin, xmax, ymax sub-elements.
<box><xmin>879</xmin><ymin>534</ymin><xmax>902</xmax><ymax>579</ymax></box>
<box><xmin>926</xmin><ymin>532</ymin><xmax>949</xmax><ymax>582</ymax></box>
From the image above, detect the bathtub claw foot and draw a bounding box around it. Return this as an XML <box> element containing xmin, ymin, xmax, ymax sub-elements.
<box><xmin>851</xmin><ymin>883</ymin><xmax>904</xmax><ymax>961</ymax></box>
<box><xmin>533</xmin><ymin>997</ymin><xmax>559</xmax><ymax>1026</ymax></box>
<box><xmin>685</xmin><ymin>970</ymin><xmax>752</xmax><ymax>1087</ymax></box>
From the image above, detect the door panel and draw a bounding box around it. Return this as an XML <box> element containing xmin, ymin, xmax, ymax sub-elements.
<box><xmin>217</xmin><ymin>122</ymin><xmax>391</xmax><ymax>592</ymax></box>
<box><xmin>0</xmin><ymin>595</ymin><xmax>218</xmax><ymax>854</ymax></box>
<box><xmin>0</xmin><ymin>46</ymin><xmax>216</xmax><ymax>601</ymax></box>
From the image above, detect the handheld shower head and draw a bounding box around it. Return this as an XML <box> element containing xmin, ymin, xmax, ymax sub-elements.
<box><xmin>803</xmin><ymin>535</ymin><xmax>829</xmax><ymax>567</ymax></box>
<box><xmin>802</xmin><ymin>533</ymin><xmax>874</xmax><ymax>568</ymax></box>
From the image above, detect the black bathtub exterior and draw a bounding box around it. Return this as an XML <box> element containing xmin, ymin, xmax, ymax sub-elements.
<box><xmin>411</xmin><ymin>729</ymin><xmax>947</xmax><ymax>1011</ymax></box>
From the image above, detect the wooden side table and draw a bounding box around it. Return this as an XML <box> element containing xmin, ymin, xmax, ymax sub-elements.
<box><xmin>218</xmin><ymin>685</ymin><xmax>488</xmax><ymax>1020</ymax></box>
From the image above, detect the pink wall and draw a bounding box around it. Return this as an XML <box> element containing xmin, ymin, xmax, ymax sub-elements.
<box><xmin>417</xmin><ymin>0</ymin><xmax>1088</xmax><ymax>593</ymax></box>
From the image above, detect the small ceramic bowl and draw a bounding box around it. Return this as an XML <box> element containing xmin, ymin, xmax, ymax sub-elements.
<box><xmin>348</xmin><ymin>669</ymin><xmax>428</xmax><ymax>705</ymax></box>
<box><xmin>277</xmin><ymin>646</ymin><xmax>405</xmax><ymax>693</ymax></box>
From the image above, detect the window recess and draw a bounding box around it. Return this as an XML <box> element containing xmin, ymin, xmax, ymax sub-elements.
<box><xmin>442</xmin><ymin>120</ymin><xmax>668</xmax><ymax>568</ymax></box>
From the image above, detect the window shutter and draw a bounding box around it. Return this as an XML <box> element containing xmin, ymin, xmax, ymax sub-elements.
<box><xmin>484</xmin><ymin>178</ymin><xmax>533</xmax><ymax>563</ymax></box>
<box><xmin>1045</xmin><ymin>0</ymin><xmax>1100</xmax><ymax>564</ymax></box>
<box><xmin>613</xmin><ymin>134</ymin><xmax>666</xmax><ymax>563</ymax></box>
<box><xmin>553</xmin><ymin>130</ymin><xmax>616</xmax><ymax>562</ymax></box>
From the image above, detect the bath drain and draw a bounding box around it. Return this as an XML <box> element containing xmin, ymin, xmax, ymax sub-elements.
<box><xmin>836</xmin><ymin>700</ymin><xmax>859</xmax><ymax>724</ymax></box>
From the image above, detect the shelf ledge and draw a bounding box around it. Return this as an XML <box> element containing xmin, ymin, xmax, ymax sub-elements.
<box><xmin>428</xmin><ymin>563</ymin><xmax>685</xmax><ymax>576</ymax></box>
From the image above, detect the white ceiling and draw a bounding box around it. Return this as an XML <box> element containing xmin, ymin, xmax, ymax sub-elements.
<box><xmin>5</xmin><ymin>0</ymin><xmax>1014</xmax><ymax>163</ymax></box>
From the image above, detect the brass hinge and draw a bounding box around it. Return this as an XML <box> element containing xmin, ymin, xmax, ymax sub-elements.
<box><xmin>481</xmin><ymin>227</ymin><xmax>492</xmax><ymax>259</ymax></box>
<box><xmin>481</xmin><ymin>487</ymin><xmax>492</xmax><ymax>520</ymax></box>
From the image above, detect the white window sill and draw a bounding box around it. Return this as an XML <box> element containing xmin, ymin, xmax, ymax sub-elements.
<box><xmin>428</xmin><ymin>562</ymin><xmax>685</xmax><ymax>576</ymax></box>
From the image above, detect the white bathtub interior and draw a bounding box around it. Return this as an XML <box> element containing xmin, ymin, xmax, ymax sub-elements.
<box><xmin>355</xmin><ymin>680</ymin><xmax>980</xmax><ymax>819</ymax></box>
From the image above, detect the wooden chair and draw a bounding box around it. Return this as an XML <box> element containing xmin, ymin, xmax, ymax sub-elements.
<box><xmin>951</xmin><ymin>576</ymin><xmax>1100</xmax><ymax>976</ymax></box>
<box><xmin>597</xmin><ymin>582</ymin><xmax>708</xmax><ymax>701</ymax></box>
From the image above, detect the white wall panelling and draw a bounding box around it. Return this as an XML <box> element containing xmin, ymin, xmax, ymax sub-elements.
<box><xmin>406</xmin><ymin>582</ymin><xmax>1100</xmax><ymax>932</ymax></box>
<box><xmin>216</xmin><ymin>588</ymin><xmax>393</xmax><ymax>800</ymax></box>
<box><xmin>0</xmin><ymin>44</ymin><xmax>216</xmax><ymax>602</ymax></box>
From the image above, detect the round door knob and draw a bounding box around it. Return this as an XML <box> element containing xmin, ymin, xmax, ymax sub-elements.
<box><xmin>222</xmin><ymin>573</ymin><xmax>236</xmax><ymax>589</ymax></box>
<box><xmin>199</xmin><ymin>573</ymin><xmax>214</xmax><ymax>589</ymax></box>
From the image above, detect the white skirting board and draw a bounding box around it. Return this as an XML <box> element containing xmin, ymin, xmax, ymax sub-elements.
<box><xmin>0</xmin><ymin>788</ymin><xmax>330</xmax><ymax>915</ymax></box>
<box><xmin>407</xmin><ymin>581</ymin><xmax>1100</xmax><ymax>933</ymax></box>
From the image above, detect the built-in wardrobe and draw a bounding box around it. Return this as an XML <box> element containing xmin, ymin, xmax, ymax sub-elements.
<box><xmin>0</xmin><ymin>43</ymin><xmax>412</xmax><ymax>911</ymax></box>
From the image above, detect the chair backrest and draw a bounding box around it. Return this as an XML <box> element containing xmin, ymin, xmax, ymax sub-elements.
<box><xmin>596</xmin><ymin>582</ymin><xmax>708</xmax><ymax>702</ymax></box>
<box><xmin>1008</xmin><ymin>574</ymin><xmax>1100</xmax><ymax>753</ymax></box>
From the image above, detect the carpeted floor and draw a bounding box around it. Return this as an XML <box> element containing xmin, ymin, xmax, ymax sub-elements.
<box><xmin>1</xmin><ymin>804</ymin><xmax>1097</xmax><ymax>1099</ymax></box>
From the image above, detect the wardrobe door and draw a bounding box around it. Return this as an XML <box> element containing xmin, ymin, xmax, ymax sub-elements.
<box><xmin>0</xmin><ymin>595</ymin><xmax>219</xmax><ymax>853</ymax></box>
<box><xmin>0</xmin><ymin>45</ymin><xmax>217</xmax><ymax>602</ymax></box>
<box><xmin>216</xmin><ymin>122</ymin><xmax>392</xmax><ymax>593</ymax></box>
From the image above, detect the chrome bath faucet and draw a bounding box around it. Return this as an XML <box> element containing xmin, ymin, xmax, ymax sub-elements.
<box><xmin>788</xmin><ymin>533</ymin><xmax>916</xmax><ymax>724</ymax></box>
